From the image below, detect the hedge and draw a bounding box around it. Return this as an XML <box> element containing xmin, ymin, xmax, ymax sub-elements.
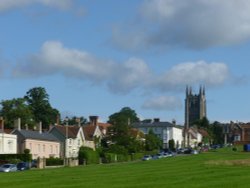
<box><xmin>0</xmin><ymin>154</ymin><xmax>32</xmax><ymax>163</ymax></box>
<box><xmin>46</xmin><ymin>157</ymin><xmax>64</xmax><ymax>166</ymax></box>
<box><xmin>78</xmin><ymin>147</ymin><xmax>100</xmax><ymax>165</ymax></box>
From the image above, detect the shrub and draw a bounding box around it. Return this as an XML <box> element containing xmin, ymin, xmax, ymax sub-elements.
<box><xmin>78</xmin><ymin>147</ymin><xmax>100</xmax><ymax>165</ymax></box>
<box><xmin>46</xmin><ymin>157</ymin><xmax>64</xmax><ymax>166</ymax></box>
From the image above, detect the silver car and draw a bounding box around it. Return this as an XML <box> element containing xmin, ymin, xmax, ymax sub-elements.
<box><xmin>0</xmin><ymin>164</ymin><xmax>17</xmax><ymax>172</ymax></box>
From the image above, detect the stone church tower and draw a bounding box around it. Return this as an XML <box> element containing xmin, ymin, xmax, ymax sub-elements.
<box><xmin>184</xmin><ymin>85</ymin><xmax>206</xmax><ymax>146</ymax></box>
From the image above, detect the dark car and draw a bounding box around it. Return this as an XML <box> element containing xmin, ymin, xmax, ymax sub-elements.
<box><xmin>17</xmin><ymin>162</ymin><xmax>30</xmax><ymax>171</ymax></box>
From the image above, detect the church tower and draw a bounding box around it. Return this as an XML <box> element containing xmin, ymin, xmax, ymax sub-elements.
<box><xmin>184</xmin><ymin>85</ymin><xmax>206</xmax><ymax>146</ymax></box>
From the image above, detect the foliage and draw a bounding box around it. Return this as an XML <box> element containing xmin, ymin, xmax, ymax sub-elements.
<box><xmin>145</xmin><ymin>129</ymin><xmax>162</xmax><ymax>151</ymax></box>
<box><xmin>78</xmin><ymin>146</ymin><xmax>100</xmax><ymax>165</ymax></box>
<box><xmin>46</xmin><ymin>157</ymin><xmax>64</xmax><ymax>166</ymax></box>
<box><xmin>168</xmin><ymin>139</ymin><xmax>175</xmax><ymax>150</ymax></box>
<box><xmin>23</xmin><ymin>148</ymin><xmax>32</xmax><ymax>162</ymax></box>
<box><xmin>0</xmin><ymin>154</ymin><xmax>32</xmax><ymax>162</ymax></box>
<box><xmin>24</xmin><ymin>87</ymin><xmax>59</xmax><ymax>129</ymax></box>
<box><xmin>62</xmin><ymin>116</ymin><xmax>87</xmax><ymax>126</ymax></box>
<box><xmin>108</xmin><ymin>107</ymin><xmax>140</xmax><ymax>135</ymax></box>
<box><xmin>209</xmin><ymin>121</ymin><xmax>224</xmax><ymax>144</ymax></box>
<box><xmin>105</xmin><ymin>107</ymin><xmax>142</xmax><ymax>154</ymax></box>
<box><xmin>0</xmin><ymin>98</ymin><xmax>34</xmax><ymax>128</ymax></box>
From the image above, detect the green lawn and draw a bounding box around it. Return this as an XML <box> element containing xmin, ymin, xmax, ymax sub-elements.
<box><xmin>1</xmin><ymin>147</ymin><xmax>250</xmax><ymax>188</ymax></box>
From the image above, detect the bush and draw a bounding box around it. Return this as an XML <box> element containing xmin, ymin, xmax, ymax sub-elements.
<box><xmin>78</xmin><ymin>147</ymin><xmax>100</xmax><ymax>165</ymax></box>
<box><xmin>0</xmin><ymin>154</ymin><xmax>32</xmax><ymax>162</ymax></box>
<box><xmin>46</xmin><ymin>157</ymin><xmax>64</xmax><ymax>166</ymax></box>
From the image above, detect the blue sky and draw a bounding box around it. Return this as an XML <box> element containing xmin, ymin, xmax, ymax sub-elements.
<box><xmin>0</xmin><ymin>0</ymin><xmax>249</xmax><ymax>124</ymax></box>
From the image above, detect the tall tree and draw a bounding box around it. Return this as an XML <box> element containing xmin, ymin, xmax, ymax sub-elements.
<box><xmin>106</xmin><ymin>107</ymin><xmax>141</xmax><ymax>153</ymax></box>
<box><xmin>0</xmin><ymin>98</ymin><xmax>34</xmax><ymax>128</ymax></box>
<box><xmin>24</xmin><ymin>87</ymin><xmax>59</xmax><ymax>129</ymax></box>
<box><xmin>145</xmin><ymin>129</ymin><xmax>162</xmax><ymax>151</ymax></box>
<box><xmin>108</xmin><ymin>107</ymin><xmax>140</xmax><ymax>135</ymax></box>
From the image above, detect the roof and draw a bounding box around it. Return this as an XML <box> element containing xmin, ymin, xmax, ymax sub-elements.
<box><xmin>133</xmin><ymin>121</ymin><xmax>183</xmax><ymax>129</ymax></box>
<box><xmin>50</xmin><ymin>125</ymin><xmax>81</xmax><ymax>139</ymax></box>
<box><xmin>13</xmin><ymin>129</ymin><xmax>59</xmax><ymax>142</ymax></box>
<box><xmin>97</xmin><ymin>122</ymin><xmax>112</xmax><ymax>130</ymax></box>
<box><xmin>83</xmin><ymin>125</ymin><xmax>97</xmax><ymax>141</ymax></box>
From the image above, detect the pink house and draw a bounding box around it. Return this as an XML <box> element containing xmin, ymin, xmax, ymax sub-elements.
<box><xmin>12</xmin><ymin>121</ymin><xmax>60</xmax><ymax>159</ymax></box>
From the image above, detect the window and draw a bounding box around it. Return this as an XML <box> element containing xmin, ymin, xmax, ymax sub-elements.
<box><xmin>50</xmin><ymin>145</ymin><xmax>53</xmax><ymax>153</ymax></box>
<box><xmin>43</xmin><ymin>145</ymin><xmax>45</xmax><ymax>152</ymax></box>
<box><xmin>38</xmin><ymin>144</ymin><xmax>41</xmax><ymax>152</ymax></box>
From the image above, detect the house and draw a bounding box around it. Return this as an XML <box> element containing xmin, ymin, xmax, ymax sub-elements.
<box><xmin>223</xmin><ymin>122</ymin><xmax>250</xmax><ymax>145</ymax></box>
<box><xmin>86</xmin><ymin>116</ymin><xmax>111</xmax><ymax>135</ymax></box>
<box><xmin>132</xmin><ymin>118</ymin><xmax>183</xmax><ymax>149</ymax></box>
<box><xmin>82</xmin><ymin>116</ymin><xmax>104</xmax><ymax>150</ymax></box>
<box><xmin>49</xmin><ymin>124</ymin><xmax>85</xmax><ymax>158</ymax></box>
<box><xmin>185</xmin><ymin>127</ymin><xmax>203</xmax><ymax>147</ymax></box>
<box><xmin>12</xmin><ymin>119</ymin><xmax>60</xmax><ymax>159</ymax></box>
<box><xmin>0</xmin><ymin>118</ymin><xmax>17</xmax><ymax>154</ymax></box>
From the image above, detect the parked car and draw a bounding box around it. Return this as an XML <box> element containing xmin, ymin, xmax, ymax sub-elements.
<box><xmin>0</xmin><ymin>164</ymin><xmax>17</xmax><ymax>172</ymax></box>
<box><xmin>142</xmin><ymin>155</ymin><xmax>152</xmax><ymax>161</ymax></box>
<box><xmin>31</xmin><ymin>160</ymin><xmax>37</xmax><ymax>168</ymax></box>
<box><xmin>17</xmin><ymin>162</ymin><xmax>30</xmax><ymax>171</ymax></box>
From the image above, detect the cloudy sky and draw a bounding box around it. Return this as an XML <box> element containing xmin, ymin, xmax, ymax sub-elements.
<box><xmin>0</xmin><ymin>0</ymin><xmax>249</xmax><ymax>124</ymax></box>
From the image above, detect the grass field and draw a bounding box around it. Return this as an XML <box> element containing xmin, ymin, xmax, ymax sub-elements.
<box><xmin>1</xmin><ymin>147</ymin><xmax>250</xmax><ymax>188</ymax></box>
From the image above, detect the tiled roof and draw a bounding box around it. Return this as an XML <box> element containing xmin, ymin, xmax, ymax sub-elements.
<box><xmin>51</xmin><ymin>125</ymin><xmax>80</xmax><ymax>139</ymax></box>
<box><xmin>97</xmin><ymin>123</ymin><xmax>112</xmax><ymax>130</ymax></box>
<box><xmin>13</xmin><ymin>129</ymin><xmax>59</xmax><ymax>142</ymax></box>
<box><xmin>83</xmin><ymin>125</ymin><xmax>96</xmax><ymax>141</ymax></box>
<box><xmin>133</xmin><ymin>121</ymin><xmax>183</xmax><ymax>129</ymax></box>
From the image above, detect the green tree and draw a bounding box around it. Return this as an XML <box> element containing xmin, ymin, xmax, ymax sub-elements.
<box><xmin>108</xmin><ymin>107</ymin><xmax>140</xmax><ymax>135</ymax></box>
<box><xmin>145</xmin><ymin>129</ymin><xmax>162</xmax><ymax>151</ymax></box>
<box><xmin>0</xmin><ymin>98</ymin><xmax>34</xmax><ymax>128</ymax></box>
<box><xmin>24</xmin><ymin>87</ymin><xmax>59</xmax><ymax>129</ymax></box>
<box><xmin>210</xmin><ymin>121</ymin><xmax>224</xmax><ymax>144</ymax></box>
<box><xmin>106</xmin><ymin>107</ymin><xmax>141</xmax><ymax>154</ymax></box>
<box><xmin>168</xmin><ymin>139</ymin><xmax>175</xmax><ymax>151</ymax></box>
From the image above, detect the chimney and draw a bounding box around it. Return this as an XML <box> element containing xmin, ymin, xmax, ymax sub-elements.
<box><xmin>39</xmin><ymin>122</ymin><xmax>42</xmax><ymax>134</ymax></box>
<box><xmin>14</xmin><ymin>118</ymin><xmax>21</xmax><ymax>131</ymax></box>
<box><xmin>153</xmin><ymin>118</ymin><xmax>160</xmax><ymax>123</ymax></box>
<box><xmin>0</xmin><ymin>117</ymin><xmax>4</xmax><ymax>132</ymax></box>
<box><xmin>89</xmin><ymin>116</ymin><xmax>98</xmax><ymax>126</ymax></box>
<box><xmin>25</xmin><ymin>124</ymin><xmax>28</xmax><ymax>130</ymax></box>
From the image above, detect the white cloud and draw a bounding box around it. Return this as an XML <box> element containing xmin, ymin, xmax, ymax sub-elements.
<box><xmin>142</xmin><ymin>96</ymin><xmax>182</xmax><ymax>111</ymax></box>
<box><xmin>113</xmin><ymin>0</ymin><xmax>250</xmax><ymax>50</ymax></box>
<box><xmin>154</xmin><ymin>61</ymin><xmax>229</xmax><ymax>91</ymax></box>
<box><xmin>0</xmin><ymin>0</ymin><xmax>73</xmax><ymax>11</ymax></box>
<box><xmin>12</xmin><ymin>41</ymin><xmax>231</xmax><ymax>95</ymax></box>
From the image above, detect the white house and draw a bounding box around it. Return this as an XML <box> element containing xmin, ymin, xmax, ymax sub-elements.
<box><xmin>133</xmin><ymin>118</ymin><xmax>183</xmax><ymax>149</ymax></box>
<box><xmin>49</xmin><ymin>125</ymin><xmax>85</xmax><ymax>158</ymax></box>
<box><xmin>0</xmin><ymin>118</ymin><xmax>17</xmax><ymax>154</ymax></box>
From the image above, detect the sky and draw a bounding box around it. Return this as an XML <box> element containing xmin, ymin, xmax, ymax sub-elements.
<box><xmin>0</xmin><ymin>0</ymin><xmax>250</xmax><ymax>124</ymax></box>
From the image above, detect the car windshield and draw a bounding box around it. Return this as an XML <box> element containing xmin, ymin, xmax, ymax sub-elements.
<box><xmin>2</xmin><ymin>164</ymin><xmax>11</xmax><ymax>168</ymax></box>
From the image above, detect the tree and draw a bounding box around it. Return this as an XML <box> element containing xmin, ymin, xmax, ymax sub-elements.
<box><xmin>145</xmin><ymin>129</ymin><xmax>162</xmax><ymax>151</ymax></box>
<box><xmin>108</xmin><ymin>107</ymin><xmax>140</xmax><ymax>135</ymax></box>
<box><xmin>194</xmin><ymin>117</ymin><xmax>210</xmax><ymax>129</ymax></box>
<box><xmin>168</xmin><ymin>139</ymin><xmax>175</xmax><ymax>151</ymax></box>
<box><xmin>24</xmin><ymin>87</ymin><xmax>59</xmax><ymax>129</ymax></box>
<box><xmin>210</xmin><ymin>121</ymin><xmax>224</xmax><ymax>144</ymax></box>
<box><xmin>63</xmin><ymin>116</ymin><xmax>87</xmax><ymax>126</ymax></box>
<box><xmin>0</xmin><ymin>98</ymin><xmax>34</xmax><ymax>128</ymax></box>
<box><xmin>105</xmin><ymin>107</ymin><xmax>141</xmax><ymax>154</ymax></box>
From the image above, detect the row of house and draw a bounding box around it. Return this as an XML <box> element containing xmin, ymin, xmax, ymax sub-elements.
<box><xmin>0</xmin><ymin>116</ymin><xmax>111</xmax><ymax>159</ymax></box>
<box><xmin>1</xmin><ymin>115</ymin><xmax>213</xmax><ymax>159</ymax></box>
<box><xmin>132</xmin><ymin>118</ymin><xmax>207</xmax><ymax>148</ymax></box>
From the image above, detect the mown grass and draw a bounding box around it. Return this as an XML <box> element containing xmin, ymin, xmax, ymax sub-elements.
<box><xmin>1</xmin><ymin>147</ymin><xmax>250</xmax><ymax>188</ymax></box>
